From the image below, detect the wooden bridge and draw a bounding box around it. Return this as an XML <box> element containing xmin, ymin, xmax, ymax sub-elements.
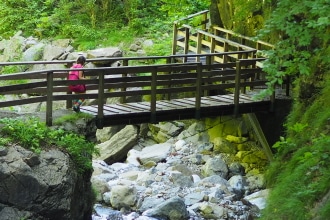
<box><xmin>0</xmin><ymin>11</ymin><xmax>289</xmax><ymax>129</ymax></box>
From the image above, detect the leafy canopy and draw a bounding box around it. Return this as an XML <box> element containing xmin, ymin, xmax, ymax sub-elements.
<box><xmin>257</xmin><ymin>0</ymin><xmax>330</xmax><ymax>97</ymax></box>
<box><xmin>0</xmin><ymin>0</ymin><xmax>209</xmax><ymax>47</ymax></box>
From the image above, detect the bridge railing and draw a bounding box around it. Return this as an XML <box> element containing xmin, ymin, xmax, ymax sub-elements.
<box><xmin>0</xmin><ymin>54</ymin><xmax>273</xmax><ymax>127</ymax></box>
<box><xmin>211</xmin><ymin>26</ymin><xmax>275</xmax><ymax>56</ymax></box>
<box><xmin>172</xmin><ymin>10</ymin><xmax>275</xmax><ymax>63</ymax></box>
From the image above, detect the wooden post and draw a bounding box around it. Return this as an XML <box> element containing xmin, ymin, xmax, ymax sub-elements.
<box><xmin>223</xmin><ymin>42</ymin><xmax>229</xmax><ymax>63</ymax></box>
<box><xmin>96</xmin><ymin>70</ymin><xmax>105</xmax><ymax>129</ymax></box>
<box><xmin>196</xmin><ymin>32</ymin><xmax>202</xmax><ymax>63</ymax></box>
<box><xmin>210</xmin><ymin>37</ymin><xmax>215</xmax><ymax>63</ymax></box>
<box><xmin>66</xmin><ymin>91</ymin><xmax>72</xmax><ymax>109</ymax></box>
<box><xmin>66</xmin><ymin>69</ymin><xmax>72</xmax><ymax>109</ymax></box>
<box><xmin>202</xmin><ymin>11</ymin><xmax>207</xmax><ymax>31</ymax></box>
<box><xmin>150</xmin><ymin>67</ymin><xmax>157</xmax><ymax>123</ymax></box>
<box><xmin>46</xmin><ymin>71</ymin><xmax>53</xmax><ymax>126</ymax></box>
<box><xmin>184</xmin><ymin>27</ymin><xmax>190</xmax><ymax>63</ymax></box>
<box><xmin>234</xmin><ymin>61</ymin><xmax>241</xmax><ymax>116</ymax></box>
<box><xmin>121</xmin><ymin>72</ymin><xmax>127</xmax><ymax>104</ymax></box>
<box><xmin>172</xmin><ymin>22</ymin><xmax>178</xmax><ymax>55</ymax></box>
<box><xmin>166</xmin><ymin>57</ymin><xmax>171</xmax><ymax>101</ymax></box>
<box><xmin>256</xmin><ymin>42</ymin><xmax>260</xmax><ymax>58</ymax></box>
<box><xmin>195</xmin><ymin>63</ymin><xmax>202</xmax><ymax>119</ymax></box>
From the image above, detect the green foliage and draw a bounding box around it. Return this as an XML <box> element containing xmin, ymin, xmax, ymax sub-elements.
<box><xmin>232</xmin><ymin>0</ymin><xmax>267</xmax><ymax>36</ymax></box>
<box><xmin>0</xmin><ymin>0</ymin><xmax>209</xmax><ymax>47</ymax></box>
<box><xmin>0</xmin><ymin>65</ymin><xmax>28</xmax><ymax>85</ymax></box>
<box><xmin>0</xmin><ymin>117</ymin><xmax>97</xmax><ymax>173</ymax></box>
<box><xmin>0</xmin><ymin>136</ymin><xmax>11</xmax><ymax>147</ymax></box>
<box><xmin>159</xmin><ymin>0</ymin><xmax>209</xmax><ymax>20</ymax></box>
<box><xmin>262</xmin><ymin>134</ymin><xmax>330</xmax><ymax>220</ymax></box>
<box><xmin>54</xmin><ymin>112</ymin><xmax>94</xmax><ymax>125</ymax></box>
<box><xmin>258</xmin><ymin>0</ymin><xmax>330</xmax><ymax>96</ymax></box>
<box><xmin>0</xmin><ymin>117</ymin><xmax>48</xmax><ymax>153</ymax></box>
<box><xmin>143</xmin><ymin>37</ymin><xmax>173</xmax><ymax>57</ymax></box>
<box><xmin>262</xmin><ymin>67</ymin><xmax>330</xmax><ymax>219</ymax></box>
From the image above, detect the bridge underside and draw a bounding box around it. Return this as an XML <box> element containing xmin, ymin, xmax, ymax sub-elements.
<box><xmin>80</xmin><ymin>94</ymin><xmax>271</xmax><ymax>128</ymax></box>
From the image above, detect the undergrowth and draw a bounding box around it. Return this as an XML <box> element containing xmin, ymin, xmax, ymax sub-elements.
<box><xmin>0</xmin><ymin>116</ymin><xmax>98</xmax><ymax>173</ymax></box>
<box><xmin>53</xmin><ymin>112</ymin><xmax>94</xmax><ymax>125</ymax></box>
<box><xmin>261</xmin><ymin>74</ymin><xmax>330</xmax><ymax>219</ymax></box>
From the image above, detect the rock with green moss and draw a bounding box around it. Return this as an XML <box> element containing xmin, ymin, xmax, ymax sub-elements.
<box><xmin>213</xmin><ymin>137</ymin><xmax>237</xmax><ymax>154</ymax></box>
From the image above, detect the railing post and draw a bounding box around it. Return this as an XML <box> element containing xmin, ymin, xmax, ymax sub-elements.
<box><xmin>122</xmin><ymin>59</ymin><xmax>129</xmax><ymax>104</ymax></box>
<box><xmin>195</xmin><ymin>63</ymin><xmax>202</xmax><ymax>119</ymax></box>
<box><xmin>202</xmin><ymin>11</ymin><xmax>208</xmax><ymax>31</ymax></box>
<box><xmin>121</xmin><ymin>72</ymin><xmax>127</xmax><ymax>104</ymax></box>
<box><xmin>96</xmin><ymin>70</ymin><xmax>105</xmax><ymax>129</ymax></box>
<box><xmin>234</xmin><ymin>60</ymin><xmax>241</xmax><ymax>116</ymax></box>
<box><xmin>172</xmin><ymin>22</ymin><xmax>178</xmax><ymax>55</ymax></box>
<box><xmin>150</xmin><ymin>67</ymin><xmax>157</xmax><ymax>123</ymax></box>
<box><xmin>67</xmin><ymin>90</ymin><xmax>72</xmax><ymax>109</ymax></box>
<box><xmin>223</xmin><ymin>42</ymin><xmax>229</xmax><ymax>63</ymax></box>
<box><xmin>196</xmin><ymin>32</ymin><xmax>202</xmax><ymax>62</ymax></box>
<box><xmin>166</xmin><ymin>57</ymin><xmax>172</xmax><ymax>100</ymax></box>
<box><xmin>184</xmin><ymin>27</ymin><xmax>190</xmax><ymax>63</ymax></box>
<box><xmin>66</xmin><ymin>69</ymin><xmax>72</xmax><ymax>109</ymax></box>
<box><xmin>46</xmin><ymin>71</ymin><xmax>53</xmax><ymax>126</ymax></box>
<box><xmin>210</xmin><ymin>37</ymin><xmax>215</xmax><ymax>63</ymax></box>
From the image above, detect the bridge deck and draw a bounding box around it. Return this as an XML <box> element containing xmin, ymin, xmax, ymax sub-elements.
<box><xmin>80</xmin><ymin>94</ymin><xmax>271</xmax><ymax>126</ymax></box>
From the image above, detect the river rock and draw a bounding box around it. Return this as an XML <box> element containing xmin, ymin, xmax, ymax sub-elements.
<box><xmin>0</xmin><ymin>145</ymin><xmax>93</xmax><ymax>220</ymax></box>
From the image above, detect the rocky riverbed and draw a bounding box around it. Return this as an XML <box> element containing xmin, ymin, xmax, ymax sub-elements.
<box><xmin>91</xmin><ymin>118</ymin><xmax>269</xmax><ymax>220</ymax></box>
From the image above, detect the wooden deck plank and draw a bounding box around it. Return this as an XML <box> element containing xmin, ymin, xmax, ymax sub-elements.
<box><xmin>103</xmin><ymin>105</ymin><xmax>129</xmax><ymax>114</ymax></box>
<box><xmin>125</xmin><ymin>102</ymin><xmax>151</xmax><ymax>110</ymax></box>
<box><xmin>168</xmin><ymin>99</ymin><xmax>195</xmax><ymax>107</ymax></box>
<box><xmin>116</xmin><ymin>103</ymin><xmax>148</xmax><ymax>112</ymax></box>
<box><xmin>80</xmin><ymin>106</ymin><xmax>98</xmax><ymax>115</ymax></box>
<box><xmin>108</xmin><ymin>104</ymin><xmax>138</xmax><ymax>113</ymax></box>
<box><xmin>209</xmin><ymin>95</ymin><xmax>234</xmax><ymax>103</ymax></box>
<box><xmin>239</xmin><ymin>94</ymin><xmax>254</xmax><ymax>100</ymax></box>
<box><xmin>154</xmin><ymin>102</ymin><xmax>178</xmax><ymax>110</ymax></box>
<box><xmin>201</xmin><ymin>97</ymin><xmax>225</xmax><ymax>106</ymax></box>
<box><xmin>80</xmin><ymin>93</ymin><xmax>272</xmax><ymax>127</ymax></box>
<box><xmin>171</xmin><ymin>99</ymin><xmax>196</xmax><ymax>107</ymax></box>
<box><xmin>158</xmin><ymin>100</ymin><xmax>188</xmax><ymax>109</ymax></box>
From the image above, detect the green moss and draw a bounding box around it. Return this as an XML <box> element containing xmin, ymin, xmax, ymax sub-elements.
<box><xmin>207</xmin><ymin>124</ymin><xmax>224</xmax><ymax>142</ymax></box>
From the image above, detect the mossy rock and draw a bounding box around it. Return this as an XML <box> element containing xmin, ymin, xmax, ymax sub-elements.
<box><xmin>213</xmin><ymin>137</ymin><xmax>237</xmax><ymax>154</ymax></box>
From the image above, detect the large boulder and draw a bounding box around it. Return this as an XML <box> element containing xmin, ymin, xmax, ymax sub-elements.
<box><xmin>143</xmin><ymin>197</ymin><xmax>189</xmax><ymax>220</ymax></box>
<box><xmin>94</xmin><ymin>125</ymin><xmax>139</xmax><ymax>164</ymax></box>
<box><xmin>0</xmin><ymin>145</ymin><xmax>93</xmax><ymax>220</ymax></box>
<box><xmin>86</xmin><ymin>47</ymin><xmax>123</xmax><ymax>66</ymax></box>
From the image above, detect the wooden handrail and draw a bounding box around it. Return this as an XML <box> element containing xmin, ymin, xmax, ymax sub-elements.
<box><xmin>212</xmin><ymin>26</ymin><xmax>274</xmax><ymax>50</ymax></box>
<box><xmin>0</xmin><ymin>59</ymin><xmax>282</xmax><ymax>127</ymax></box>
<box><xmin>173</xmin><ymin>10</ymin><xmax>209</xmax><ymax>24</ymax></box>
<box><xmin>0</xmin><ymin>58</ymin><xmax>273</xmax><ymax>101</ymax></box>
